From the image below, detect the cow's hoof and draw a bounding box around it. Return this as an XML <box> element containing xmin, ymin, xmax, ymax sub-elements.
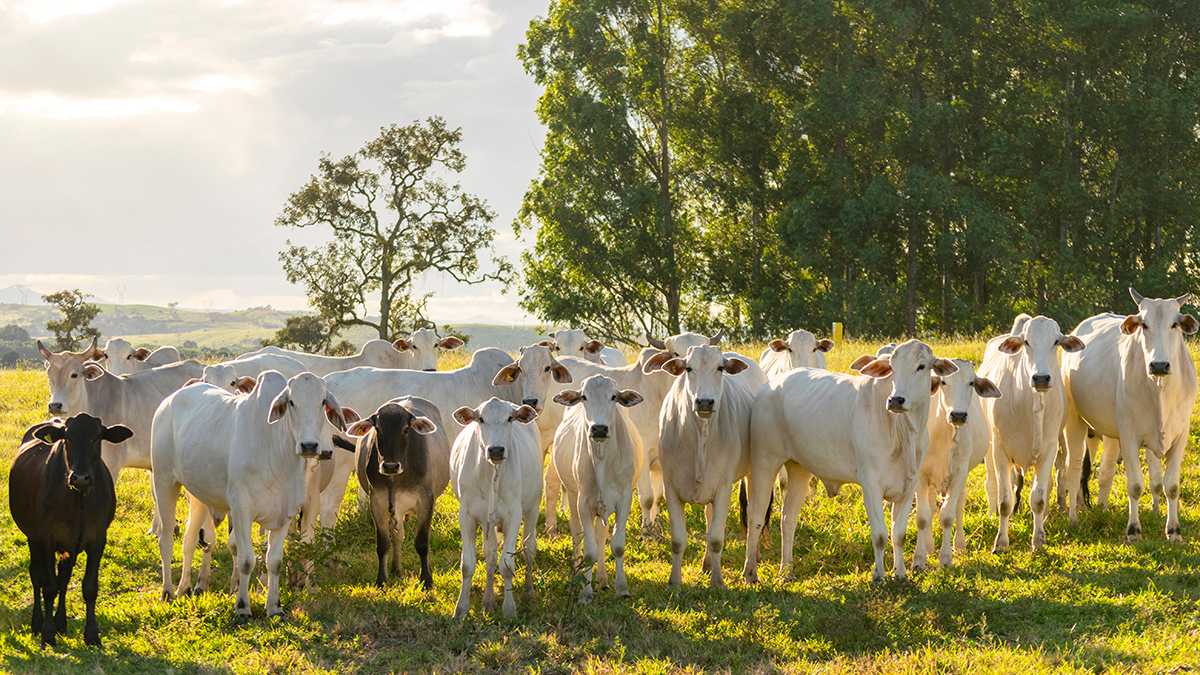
<box><xmin>991</xmin><ymin>544</ymin><xmax>1008</xmax><ymax>555</ymax></box>
<box><xmin>743</xmin><ymin>571</ymin><xmax>759</xmax><ymax>585</ymax></box>
<box><xmin>40</xmin><ymin>633</ymin><xmax>56</xmax><ymax>648</ymax></box>
<box><xmin>578</xmin><ymin>594</ymin><xmax>593</xmax><ymax>605</ymax></box>
<box><xmin>181</xmin><ymin>587</ymin><xmax>193</xmax><ymax>598</ymax></box>
<box><xmin>161</xmin><ymin>590</ymin><xmax>174</xmax><ymax>602</ymax></box>
<box><xmin>1126</xmin><ymin>523</ymin><xmax>1142</xmax><ymax>543</ymax></box>
<box><xmin>234</xmin><ymin>614</ymin><xmax>252</xmax><ymax>626</ymax></box>
<box><xmin>482</xmin><ymin>597</ymin><xmax>495</xmax><ymax>613</ymax></box>
<box><xmin>938</xmin><ymin>554</ymin><xmax>954</xmax><ymax>568</ymax></box>
<box><xmin>84</xmin><ymin>630</ymin><xmax>102</xmax><ymax>648</ymax></box>
<box><xmin>268</xmin><ymin>611</ymin><xmax>284</xmax><ymax>621</ymax></box>
<box><xmin>502</xmin><ymin>599</ymin><xmax>516</xmax><ymax>617</ymax></box>
<box><xmin>194</xmin><ymin>585</ymin><xmax>208</xmax><ymax>595</ymax></box>
<box><xmin>911</xmin><ymin>560</ymin><xmax>926</xmax><ymax>572</ymax></box>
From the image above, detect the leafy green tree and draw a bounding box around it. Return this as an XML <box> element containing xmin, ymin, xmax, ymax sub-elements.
<box><xmin>42</xmin><ymin>289</ymin><xmax>101</xmax><ymax>351</ymax></box>
<box><xmin>277</xmin><ymin>116</ymin><xmax>511</xmax><ymax>341</ymax></box>
<box><xmin>262</xmin><ymin>316</ymin><xmax>338</xmax><ymax>354</ymax></box>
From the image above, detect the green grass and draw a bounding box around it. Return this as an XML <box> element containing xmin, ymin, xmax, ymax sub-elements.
<box><xmin>2</xmin><ymin>339</ymin><xmax>1200</xmax><ymax>673</ymax></box>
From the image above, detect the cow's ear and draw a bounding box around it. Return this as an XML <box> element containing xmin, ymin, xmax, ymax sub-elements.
<box><xmin>37</xmin><ymin>340</ymin><xmax>54</xmax><ymax>362</ymax></box>
<box><xmin>930</xmin><ymin>376</ymin><xmax>942</xmax><ymax>395</ymax></box>
<box><xmin>860</xmin><ymin>358</ymin><xmax>893</xmax><ymax>378</ymax></box>
<box><xmin>453</xmin><ymin>407</ymin><xmax>478</xmax><ymax>426</ymax></box>
<box><xmin>553</xmin><ymin>390</ymin><xmax>583</xmax><ymax>407</ymax></box>
<box><xmin>661</xmin><ymin>358</ymin><xmax>688</xmax><ymax>377</ymax></box>
<box><xmin>33</xmin><ymin>424</ymin><xmax>65</xmax><ymax>444</ymax></box>
<box><xmin>438</xmin><ymin>336</ymin><xmax>464</xmax><ymax>350</ymax></box>
<box><xmin>642</xmin><ymin>351</ymin><xmax>674</xmax><ymax>373</ymax></box>
<box><xmin>132</xmin><ymin>348</ymin><xmax>152</xmax><ymax>361</ymax></box>
<box><xmin>268</xmin><ymin>391</ymin><xmax>289</xmax><ymax>424</ymax></box>
<box><xmin>768</xmin><ymin>339</ymin><xmax>789</xmax><ymax>353</ymax></box>
<box><xmin>550</xmin><ymin>361</ymin><xmax>573</xmax><ymax>384</ymax></box>
<box><xmin>345</xmin><ymin>416</ymin><xmax>375</xmax><ymax>437</ymax></box>
<box><xmin>617</xmin><ymin>390</ymin><xmax>644</xmax><ymax>408</ymax></box>
<box><xmin>324</xmin><ymin>393</ymin><xmax>348</xmax><ymax>431</ymax></box>
<box><xmin>1120</xmin><ymin>315</ymin><xmax>1142</xmax><ymax>335</ymax></box>
<box><xmin>492</xmin><ymin>363</ymin><xmax>521</xmax><ymax>386</ymax></box>
<box><xmin>537</xmin><ymin>340</ymin><xmax>556</xmax><ymax>349</ymax></box>
<box><xmin>972</xmin><ymin>376</ymin><xmax>1003</xmax><ymax>399</ymax></box>
<box><xmin>1057</xmin><ymin>335</ymin><xmax>1086</xmax><ymax>353</ymax></box>
<box><xmin>723</xmin><ymin>357</ymin><xmax>749</xmax><ymax>375</ymax></box>
<box><xmin>341</xmin><ymin>407</ymin><xmax>361</xmax><ymax>426</ymax></box>
<box><xmin>392</xmin><ymin>338</ymin><xmax>413</xmax><ymax>352</ymax></box>
<box><xmin>997</xmin><ymin>336</ymin><xmax>1025</xmax><ymax>354</ymax></box>
<box><xmin>410</xmin><ymin>416</ymin><xmax>437</xmax><ymax>435</ymax></box>
<box><xmin>102</xmin><ymin>424</ymin><xmax>134</xmax><ymax>444</ymax></box>
<box><xmin>849</xmin><ymin>355</ymin><xmax>876</xmax><ymax>372</ymax></box>
<box><xmin>584</xmin><ymin>340</ymin><xmax>604</xmax><ymax>355</ymax></box>
<box><xmin>931</xmin><ymin>358</ymin><xmax>958</xmax><ymax>377</ymax></box>
<box><xmin>83</xmin><ymin>363</ymin><xmax>105</xmax><ymax>380</ymax></box>
<box><xmin>184</xmin><ymin>378</ymin><xmax>201</xmax><ymax>387</ymax></box>
<box><xmin>547</xmin><ymin>331</ymin><xmax>557</xmax><ymax>339</ymax></box>
<box><xmin>512</xmin><ymin>405</ymin><xmax>539</xmax><ymax>424</ymax></box>
<box><xmin>815</xmin><ymin>339</ymin><xmax>834</xmax><ymax>353</ymax></box>
<box><xmin>234</xmin><ymin>376</ymin><xmax>256</xmax><ymax>394</ymax></box>
<box><xmin>1179</xmin><ymin>314</ymin><xmax>1200</xmax><ymax>335</ymax></box>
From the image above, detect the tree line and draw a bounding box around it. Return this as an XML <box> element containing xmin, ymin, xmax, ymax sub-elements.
<box><xmin>514</xmin><ymin>0</ymin><xmax>1200</xmax><ymax>343</ymax></box>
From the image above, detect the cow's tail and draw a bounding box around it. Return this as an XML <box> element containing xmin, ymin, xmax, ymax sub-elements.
<box><xmin>739</xmin><ymin>478</ymin><xmax>775</xmax><ymax>540</ymax></box>
<box><xmin>1012</xmin><ymin>468</ymin><xmax>1025</xmax><ymax>516</ymax></box>
<box><xmin>1081</xmin><ymin>446</ymin><xmax>1093</xmax><ymax>509</ymax></box>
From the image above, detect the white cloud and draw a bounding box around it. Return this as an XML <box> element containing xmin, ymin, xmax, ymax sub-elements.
<box><xmin>9</xmin><ymin>0</ymin><xmax>148</xmax><ymax>24</ymax></box>
<box><xmin>10</xmin><ymin>93</ymin><xmax>199</xmax><ymax>119</ymax></box>
<box><xmin>183</xmin><ymin>73</ymin><xmax>262</xmax><ymax>94</ymax></box>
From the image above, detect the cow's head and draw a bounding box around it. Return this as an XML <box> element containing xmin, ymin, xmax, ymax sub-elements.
<box><xmin>201</xmin><ymin>364</ymin><xmax>256</xmax><ymax>394</ymax></box>
<box><xmin>851</xmin><ymin>340</ymin><xmax>958</xmax><ymax>414</ymax></box>
<box><xmin>103</xmin><ymin>337</ymin><xmax>153</xmax><ymax>376</ymax></box>
<box><xmin>39</xmin><ymin>337</ymin><xmax>106</xmax><ymax>417</ymax></box>
<box><xmin>1120</xmin><ymin>288</ymin><xmax>1198</xmax><ymax>378</ymax></box>
<box><xmin>645</xmin><ymin>329</ymin><xmax>724</xmax><ymax>356</ymax></box>
<box><xmin>491</xmin><ymin>343</ymin><xmax>571</xmax><ymax>411</ymax></box>
<box><xmin>554</xmin><ymin>374</ymin><xmax>643</xmax><ymax>444</ymax></box>
<box><xmin>392</xmin><ymin>328</ymin><xmax>464</xmax><ymax>372</ymax></box>
<box><xmin>549</xmin><ymin>329</ymin><xmax>606</xmax><ymax>363</ymax></box>
<box><xmin>652</xmin><ymin>345</ymin><xmax>746</xmax><ymax>419</ymax></box>
<box><xmin>767</xmin><ymin>330</ymin><xmax>834</xmax><ymax>369</ymax></box>
<box><xmin>266</xmin><ymin>373</ymin><xmax>348</xmax><ymax>460</ymax></box>
<box><xmin>996</xmin><ymin>315</ymin><xmax>1084</xmax><ymax>392</ymax></box>
<box><xmin>930</xmin><ymin>358</ymin><xmax>1001</xmax><ymax>427</ymax></box>
<box><xmin>453</xmin><ymin>397</ymin><xmax>538</xmax><ymax>465</ymax></box>
<box><xmin>31</xmin><ymin>412</ymin><xmax>132</xmax><ymax>494</ymax></box>
<box><xmin>345</xmin><ymin>401</ymin><xmax>436</xmax><ymax>476</ymax></box>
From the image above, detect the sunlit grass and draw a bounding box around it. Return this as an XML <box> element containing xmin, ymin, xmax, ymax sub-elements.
<box><xmin>1</xmin><ymin>337</ymin><xmax>1199</xmax><ymax>672</ymax></box>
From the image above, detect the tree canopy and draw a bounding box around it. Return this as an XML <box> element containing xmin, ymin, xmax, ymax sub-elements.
<box><xmin>518</xmin><ymin>0</ymin><xmax>1200</xmax><ymax>340</ymax></box>
<box><xmin>42</xmin><ymin>289</ymin><xmax>101</xmax><ymax>351</ymax></box>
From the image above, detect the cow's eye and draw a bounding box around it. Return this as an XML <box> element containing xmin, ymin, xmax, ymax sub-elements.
<box><xmin>580</xmin><ymin>395</ymin><xmax>587</xmax><ymax>401</ymax></box>
<box><xmin>611</xmin><ymin>395</ymin><xmax>617</xmax><ymax>401</ymax></box>
<box><xmin>685</xmin><ymin>367</ymin><xmax>692</xmax><ymax>372</ymax></box>
<box><xmin>544</xmin><ymin>366</ymin><xmax>550</xmax><ymax>372</ymax></box>
<box><xmin>717</xmin><ymin>365</ymin><xmax>725</xmax><ymax>372</ymax></box>
<box><xmin>1173</xmin><ymin>322</ymin><xmax>1179</xmax><ymax>329</ymax></box>
<box><xmin>71</xmin><ymin>373</ymin><xmax>78</xmax><ymax>378</ymax></box>
<box><xmin>289</xmin><ymin>400</ymin><xmax>296</xmax><ymax>408</ymax></box>
<box><xmin>917</xmin><ymin>364</ymin><xmax>925</xmax><ymax>371</ymax></box>
<box><xmin>507</xmin><ymin>415</ymin><xmax>513</xmax><ymax>422</ymax></box>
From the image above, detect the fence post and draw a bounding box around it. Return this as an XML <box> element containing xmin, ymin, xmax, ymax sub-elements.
<box><xmin>833</xmin><ymin>322</ymin><xmax>844</xmax><ymax>347</ymax></box>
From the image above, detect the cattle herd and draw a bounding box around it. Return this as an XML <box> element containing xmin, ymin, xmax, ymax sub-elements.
<box><xmin>7</xmin><ymin>293</ymin><xmax>1198</xmax><ymax>648</ymax></box>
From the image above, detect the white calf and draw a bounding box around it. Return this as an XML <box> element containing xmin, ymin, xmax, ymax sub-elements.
<box><xmin>758</xmin><ymin>330</ymin><xmax>834</xmax><ymax>379</ymax></box>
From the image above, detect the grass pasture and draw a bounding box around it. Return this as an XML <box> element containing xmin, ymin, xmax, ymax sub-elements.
<box><xmin>0</xmin><ymin>339</ymin><xmax>1199</xmax><ymax>672</ymax></box>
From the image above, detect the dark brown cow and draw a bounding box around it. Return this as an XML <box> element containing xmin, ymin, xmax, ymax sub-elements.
<box><xmin>9</xmin><ymin>414</ymin><xmax>133</xmax><ymax>647</ymax></box>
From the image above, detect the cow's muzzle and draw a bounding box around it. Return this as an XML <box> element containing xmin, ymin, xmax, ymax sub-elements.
<box><xmin>949</xmin><ymin>411</ymin><xmax>968</xmax><ymax>426</ymax></box>
<box><xmin>318</xmin><ymin>449</ymin><xmax>333</xmax><ymax>461</ymax></box>
<box><xmin>589</xmin><ymin>424</ymin><xmax>609</xmax><ymax>441</ymax></box>
<box><xmin>886</xmin><ymin>396</ymin><xmax>907</xmax><ymax>412</ymax></box>
<box><xmin>68</xmin><ymin>472</ymin><xmax>93</xmax><ymax>492</ymax></box>
<box><xmin>487</xmin><ymin>446</ymin><xmax>506</xmax><ymax>463</ymax></box>
<box><xmin>1149</xmin><ymin>361</ymin><xmax>1171</xmax><ymax>376</ymax></box>
<box><xmin>299</xmin><ymin>442</ymin><xmax>320</xmax><ymax>458</ymax></box>
<box><xmin>47</xmin><ymin>402</ymin><xmax>65</xmax><ymax>416</ymax></box>
<box><xmin>694</xmin><ymin>398</ymin><xmax>715</xmax><ymax>418</ymax></box>
<box><xmin>1031</xmin><ymin>374</ymin><xmax>1052</xmax><ymax>391</ymax></box>
<box><xmin>381</xmin><ymin>461</ymin><xmax>402</xmax><ymax>475</ymax></box>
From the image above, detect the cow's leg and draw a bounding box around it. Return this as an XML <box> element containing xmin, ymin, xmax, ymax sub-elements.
<box><xmin>1097</xmin><ymin>436</ymin><xmax>1121</xmax><ymax>508</ymax></box>
<box><xmin>53</xmin><ymin>552</ymin><xmax>76</xmax><ymax>634</ymax></box>
<box><xmin>664</xmin><ymin>484</ymin><xmax>687</xmax><ymax>588</ymax></box>
<box><xmin>650</xmin><ymin>462</ymin><xmax>665</xmax><ymax>523</ymax></box>
<box><xmin>499</xmin><ymin>513</ymin><xmax>520</xmax><ymax>617</ymax></box>
<box><xmin>613</xmin><ymin>489</ymin><xmax>632</xmax><ymax>597</ymax></box>
<box><xmin>178</xmin><ymin>493</ymin><xmax>206</xmax><ymax>597</ymax></box>
<box><xmin>264</xmin><ymin>524</ymin><xmax>288</xmax><ymax>618</ymax></box>
<box><xmin>636</xmin><ymin>447</ymin><xmax>655</xmax><ymax>533</ymax></box>
<box><xmin>701</xmin><ymin>503</ymin><xmax>714</xmax><ymax>574</ymax></box>
<box><xmin>482</xmin><ymin>523</ymin><xmax>498</xmax><ymax>614</ymax></box>
<box><xmin>415</xmin><ymin>496</ymin><xmax>435</xmax><ymax>590</ymax></box>
<box><xmin>295</xmin><ymin>459</ymin><xmax>321</xmax><ymax>592</ymax></box>
<box><xmin>565</xmin><ymin>487</ymin><xmax>583</xmax><ymax>564</ymax></box>
<box><xmin>889</xmin><ymin>483</ymin><xmax>914</xmax><ymax>580</ymax></box>
<box><xmin>544</xmin><ymin>454</ymin><xmax>562</xmax><ymax>538</ymax></box>
<box><xmin>1054</xmin><ymin>437</ymin><xmax>1067</xmax><ymax>512</ymax></box>
<box><xmin>1119</xmin><ymin>428</ymin><xmax>1145</xmax><ymax>542</ymax></box>
<box><xmin>924</xmin><ymin>486</ymin><xmax>938</xmax><ymax>558</ymax></box>
<box><xmin>81</xmin><ymin>537</ymin><xmax>106</xmax><ymax>646</ymax></box>
<box><xmin>1147</xmin><ymin>451</ymin><xmax>1164</xmax><ymax>514</ymax></box>
<box><xmin>369</xmin><ymin>487</ymin><xmax>391</xmax><ymax>587</ymax></box>
<box><xmin>1063</xmin><ymin>411</ymin><xmax>1090</xmax><ymax>525</ymax></box>
<box><xmin>953</xmin><ymin>485</ymin><xmax>969</xmax><ymax>555</ymax></box>
<box><xmin>28</xmin><ymin>541</ymin><xmax>44</xmax><ymax>638</ymax></box>
<box><xmin>983</xmin><ymin>445</ymin><xmax>998</xmax><ymax>516</ymax></box>
<box><xmin>593</xmin><ymin>512</ymin><xmax>610</xmax><ymax>588</ymax></box>
<box><xmin>390</xmin><ymin>491</ymin><xmax>406</xmax><ymax>581</ymax></box>
<box><xmin>1030</xmin><ymin>441</ymin><xmax>1058</xmax><ymax>550</ymax></box>
<box><xmin>34</xmin><ymin>542</ymin><xmax>58</xmax><ymax>646</ymax></box>
<box><xmin>778</xmin><ymin>462</ymin><xmax>812</xmax><ymax>580</ymax></box>
<box><xmin>577</xmin><ymin>492</ymin><xmax>598</xmax><ymax>603</ymax></box>
<box><xmin>318</xmin><ymin>451</ymin><xmax>354</xmax><ymax>529</ymax></box>
<box><xmin>453</xmin><ymin>513</ymin><xmax>476</xmax><ymax>619</ymax></box>
<box><xmin>196</xmin><ymin>508</ymin><xmax>217</xmax><ymax>594</ymax></box>
<box><xmin>706</xmin><ymin>482</ymin><xmax>734</xmax><ymax>590</ymax></box>
<box><xmin>521</xmin><ymin>505</ymin><xmax>538</xmax><ymax>603</ymax></box>
<box><xmin>859</xmin><ymin>481</ymin><xmax>890</xmax><ymax>583</ymax></box>
<box><xmin>991</xmin><ymin>443</ymin><xmax>1013</xmax><ymax>554</ymax></box>
<box><xmin>231</xmin><ymin>510</ymin><xmax>256</xmax><ymax>623</ymax></box>
<box><xmin>1164</xmin><ymin>432</ymin><xmax>1186</xmax><ymax>542</ymax></box>
<box><xmin>155</xmin><ymin>476</ymin><xmax>180</xmax><ymax>602</ymax></box>
<box><xmin>913</xmin><ymin>481</ymin><xmax>933</xmax><ymax>571</ymax></box>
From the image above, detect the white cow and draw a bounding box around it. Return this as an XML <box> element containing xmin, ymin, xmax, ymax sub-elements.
<box><xmin>758</xmin><ymin>330</ymin><xmax>834</xmax><ymax>379</ymax></box>
<box><xmin>392</xmin><ymin>328</ymin><xmax>465</xmax><ymax>371</ymax></box>
<box><xmin>103</xmin><ymin>337</ymin><xmax>181</xmax><ymax>376</ymax></box>
<box><xmin>742</xmin><ymin>340</ymin><xmax>958</xmax><ymax>583</ymax></box>
<box><xmin>914</xmin><ymin>358</ymin><xmax>1000</xmax><ymax>568</ymax></box>
<box><xmin>210</xmin><ymin>353</ymin><xmax>309</xmax><ymax>381</ymax></box>
<box><xmin>649</xmin><ymin>345</ymin><xmax>755</xmax><ymax>588</ymax></box>
<box><xmin>546</xmin><ymin>349</ymin><xmax>676</xmax><ymax>535</ymax></box>
<box><xmin>241</xmin><ymin>339</ymin><xmax>414</xmax><ymax>377</ymax></box>
<box><xmin>322</xmin><ymin>346</ymin><xmax>569</xmax><ymax>527</ymax></box>
<box><xmin>152</xmin><ymin>371</ymin><xmax>349</xmax><ymax>620</ymax></box>
<box><xmin>552</xmin><ymin>375</ymin><xmax>644</xmax><ymax>601</ymax></box>
<box><xmin>979</xmin><ymin>314</ymin><xmax>1085</xmax><ymax>553</ymax></box>
<box><xmin>450</xmin><ymin>398</ymin><xmax>542</xmax><ymax>618</ymax></box>
<box><xmin>1063</xmin><ymin>289</ymin><xmax>1198</xmax><ymax>541</ymax></box>
<box><xmin>646</xmin><ymin>330</ymin><xmax>768</xmax><ymax>390</ymax></box>
<box><xmin>549</xmin><ymin>328</ymin><xmax>628</xmax><ymax>367</ymax></box>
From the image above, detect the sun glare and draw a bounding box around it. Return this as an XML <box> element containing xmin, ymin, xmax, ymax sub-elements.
<box><xmin>13</xmin><ymin>93</ymin><xmax>199</xmax><ymax>119</ymax></box>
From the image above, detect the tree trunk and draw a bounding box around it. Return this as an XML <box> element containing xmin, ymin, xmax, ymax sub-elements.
<box><xmin>906</xmin><ymin>225</ymin><xmax>918</xmax><ymax>338</ymax></box>
<box><xmin>378</xmin><ymin>245</ymin><xmax>392</xmax><ymax>340</ymax></box>
<box><xmin>656</xmin><ymin>0</ymin><xmax>680</xmax><ymax>335</ymax></box>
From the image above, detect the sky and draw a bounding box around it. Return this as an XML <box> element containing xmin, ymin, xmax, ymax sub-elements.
<box><xmin>0</xmin><ymin>0</ymin><xmax>547</xmax><ymax>323</ymax></box>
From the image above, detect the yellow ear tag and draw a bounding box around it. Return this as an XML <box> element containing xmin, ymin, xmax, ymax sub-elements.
<box><xmin>506</xmin><ymin>373</ymin><xmax>516</xmax><ymax>382</ymax></box>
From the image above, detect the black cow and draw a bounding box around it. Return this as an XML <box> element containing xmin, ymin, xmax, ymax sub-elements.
<box><xmin>9</xmin><ymin>414</ymin><xmax>133</xmax><ymax>647</ymax></box>
<box><xmin>348</xmin><ymin>397</ymin><xmax>450</xmax><ymax>589</ymax></box>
